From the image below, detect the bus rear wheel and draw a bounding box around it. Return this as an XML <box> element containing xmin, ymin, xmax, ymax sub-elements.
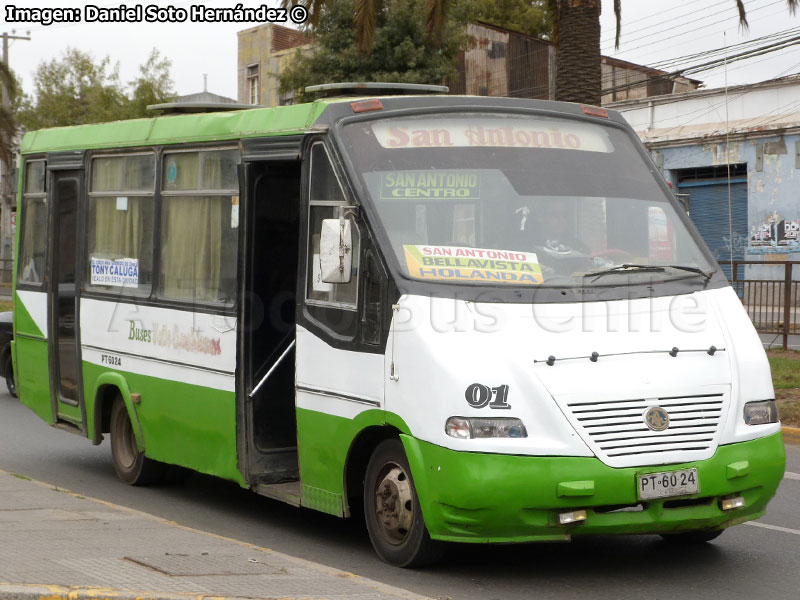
<box><xmin>363</xmin><ymin>439</ymin><xmax>443</xmax><ymax>567</ymax></box>
<box><xmin>110</xmin><ymin>397</ymin><xmax>164</xmax><ymax>486</ymax></box>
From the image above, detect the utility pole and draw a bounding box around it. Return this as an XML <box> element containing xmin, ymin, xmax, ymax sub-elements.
<box><xmin>1</xmin><ymin>31</ymin><xmax>31</xmax><ymax>283</ymax></box>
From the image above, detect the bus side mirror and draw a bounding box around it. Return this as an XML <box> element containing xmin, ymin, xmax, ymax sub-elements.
<box><xmin>319</xmin><ymin>218</ymin><xmax>353</xmax><ymax>284</ymax></box>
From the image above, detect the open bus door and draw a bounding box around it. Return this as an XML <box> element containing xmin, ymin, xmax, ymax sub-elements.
<box><xmin>237</xmin><ymin>139</ymin><xmax>303</xmax><ymax>488</ymax></box>
<box><xmin>47</xmin><ymin>156</ymin><xmax>86</xmax><ymax>433</ymax></box>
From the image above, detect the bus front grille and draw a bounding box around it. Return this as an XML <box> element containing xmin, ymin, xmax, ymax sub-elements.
<box><xmin>562</xmin><ymin>391</ymin><xmax>728</xmax><ymax>467</ymax></box>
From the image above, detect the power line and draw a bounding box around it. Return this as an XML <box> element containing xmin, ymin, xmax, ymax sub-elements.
<box><xmin>602</xmin><ymin>0</ymin><xmax>789</xmax><ymax>60</ymax></box>
<box><xmin>601</xmin><ymin>34</ymin><xmax>800</xmax><ymax>96</ymax></box>
<box><xmin>598</xmin><ymin>26</ymin><xmax>800</xmax><ymax>89</ymax></box>
<box><xmin>603</xmin><ymin>0</ymin><xmax>710</xmax><ymax>32</ymax></box>
<box><xmin>648</xmin><ymin>26</ymin><xmax>800</xmax><ymax>70</ymax></box>
<box><xmin>601</xmin><ymin>0</ymin><xmax>770</xmax><ymax>49</ymax></box>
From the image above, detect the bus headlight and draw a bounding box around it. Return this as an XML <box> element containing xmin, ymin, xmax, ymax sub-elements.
<box><xmin>743</xmin><ymin>400</ymin><xmax>779</xmax><ymax>425</ymax></box>
<box><xmin>445</xmin><ymin>417</ymin><xmax>527</xmax><ymax>439</ymax></box>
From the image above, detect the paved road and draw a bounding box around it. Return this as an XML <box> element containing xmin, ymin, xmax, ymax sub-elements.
<box><xmin>760</xmin><ymin>332</ymin><xmax>800</xmax><ymax>350</ymax></box>
<box><xmin>1</xmin><ymin>390</ymin><xmax>799</xmax><ymax>600</ymax></box>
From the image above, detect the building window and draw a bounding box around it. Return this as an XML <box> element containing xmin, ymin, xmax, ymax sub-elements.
<box><xmin>247</xmin><ymin>64</ymin><xmax>259</xmax><ymax>105</ymax></box>
<box><xmin>160</xmin><ymin>149</ymin><xmax>240</xmax><ymax>304</ymax></box>
<box><xmin>87</xmin><ymin>154</ymin><xmax>156</xmax><ymax>295</ymax></box>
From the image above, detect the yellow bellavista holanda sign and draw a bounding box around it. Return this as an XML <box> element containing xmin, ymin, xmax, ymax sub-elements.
<box><xmin>403</xmin><ymin>245</ymin><xmax>543</xmax><ymax>284</ymax></box>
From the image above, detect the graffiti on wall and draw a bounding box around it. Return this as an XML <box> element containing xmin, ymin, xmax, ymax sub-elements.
<box><xmin>749</xmin><ymin>211</ymin><xmax>800</xmax><ymax>254</ymax></box>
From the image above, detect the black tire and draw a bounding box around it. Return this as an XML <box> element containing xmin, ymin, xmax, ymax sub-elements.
<box><xmin>660</xmin><ymin>529</ymin><xmax>724</xmax><ymax>544</ymax></box>
<box><xmin>110</xmin><ymin>396</ymin><xmax>165</xmax><ymax>486</ymax></box>
<box><xmin>364</xmin><ymin>439</ymin><xmax>444</xmax><ymax>568</ymax></box>
<box><xmin>4</xmin><ymin>355</ymin><xmax>17</xmax><ymax>398</ymax></box>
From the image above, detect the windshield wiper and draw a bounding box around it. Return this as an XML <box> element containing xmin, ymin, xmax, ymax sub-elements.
<box><xmin>584</xmin><ymin>263</ymin><xmax>711</xmax><ymax>283</ymax></box>
<box><xmin>584</xmin><ymin>263</ymin><xmax>665</xmax><ymax>282</ymax></box>
<box><xmin>662</xmin><ymin>264</ymin><xmax>712</xmax><ymax>281</ymax></box>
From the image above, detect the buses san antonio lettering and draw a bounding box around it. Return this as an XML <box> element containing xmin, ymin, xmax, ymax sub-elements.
<box><xmin>129</xmin><ymin>321</ymin><xmax>152</xmax><ymax>343</ymax></box>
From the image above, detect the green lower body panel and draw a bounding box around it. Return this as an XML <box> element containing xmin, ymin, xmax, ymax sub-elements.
<box><xmin>401</xmin><ymin>432</ymin><xmax>786</xmax><ymax>543</ymax></box>
<box><xmin>295</xmin><ymin>406</ymin><xmax>388</xmax><ymax>516</ymax></box>
<box><xmin>81</xmin><ymin>361</ymin><xmax>244</xmax><ymax>486</ymax></box>
<box><xmin>15</xmin><ymin>336</ymin><xmax>53</xmax><ymax>424</ymax></box>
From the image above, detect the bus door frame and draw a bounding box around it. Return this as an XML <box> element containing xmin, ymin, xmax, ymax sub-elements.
<box><xmin>236</xmin><ymin>135</ymin><xmax>305</xmax><ymax>485</ymax></box>
<box><xmin>45</xmin><ymin>151</ymin><xmax>87</xmax><ymax>433</ymax></box>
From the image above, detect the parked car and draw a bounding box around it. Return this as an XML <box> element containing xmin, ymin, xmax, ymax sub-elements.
<box><xmin>0</xmin><ymin>311</ymin><xmax>16</xmax><ymax>397</ymax></box>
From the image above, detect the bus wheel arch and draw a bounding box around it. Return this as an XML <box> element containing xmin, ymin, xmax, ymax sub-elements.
<box><xmin>344</xmin><ymin>425</ymin><xmax>402</xmax><ymax>517</ymax></box>
<box><xmin>109</xmin><ymin>395</ymin><xmax>165</xmax><ymax>485</ymax></box>
<box><xmin>91</xmin><ymin>376</ymin><xmax>142</xmax><ymax>448</ymax></box>
<box><xmin>362</xmin><ymin>438</ymin><xmax>444</xmax><ymax>567</ymax></box>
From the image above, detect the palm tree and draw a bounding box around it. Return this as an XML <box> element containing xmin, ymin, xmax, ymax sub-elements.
<box><xmin>0</xmin><ymin>60</ymin><xmax>17</xmax><ymax>170</ymax></box>
<box><xmin>550</xmin><ymin>0</ymin><xmax>798</xmax><ymax>106</ymax></box>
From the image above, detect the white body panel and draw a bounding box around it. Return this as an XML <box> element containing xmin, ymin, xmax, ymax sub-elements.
<box><xmin>296</xmin><ymin>324</ymin><xmax>384</xmax><ymax>419</ymax></box>
<box><xmin>17</xmin><ymin>290</ymin><xmax>48</xmax><ymax>337</ymax></box>
<box><xmin>79</xmin><ymin>299</ymin><xmax>237</xmax><ymax>392</ymax></box>
<box><xmin>384</xmin><ymin>286</ymin><xmax>778</xmax><ymax>467</ymax></box>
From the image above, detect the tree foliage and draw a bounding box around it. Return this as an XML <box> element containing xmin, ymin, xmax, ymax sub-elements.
<box><xmin>18</xmin><ymin>48</ymin><xmax>175</xmax><ymax>130</ymax></box>
<box><xmin>451</xmin><ymin>0</ymin><xmax>550</xmax><ymax>38</ymax></box>
<box><xmin>279</xmin><ymin>0</ymin><xmax>466</xmax><ymax>102</ymax></box>
<box><xmin>0</xmin><ymin>61</ymin><xmax>17</xmax><ymax>168</ymax></box>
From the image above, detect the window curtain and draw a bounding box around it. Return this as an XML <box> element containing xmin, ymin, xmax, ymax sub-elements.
<box><xmin>160</xmin><ymin>151</ymin><xmax>235</xmax><ymax>302</ymax></box>
<box><xmin>91</xmin><ymin>197</ymin><xmax>145</xmax><ymax>260</ymax></box>
<box><xmin>92</xmin><ymin>158</ymin><xmax>124</xmax><ymax>191</ymax></box>
<box><xmin>161</xmin><ymin>196</ymin><xmax>223</xmax><ymax>301</ymax></box>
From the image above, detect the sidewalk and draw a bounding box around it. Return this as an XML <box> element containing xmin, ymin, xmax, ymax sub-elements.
<box><xmin>0</xmin><ymin>469</ymin><xmax>429</xmax><ymax>600</ymax></box>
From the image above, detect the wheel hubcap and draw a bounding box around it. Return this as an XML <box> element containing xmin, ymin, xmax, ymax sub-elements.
<box><xmin>374</xmin><ymin>463</ymin><xmax>414</xmax><ymax>545</ymax></box>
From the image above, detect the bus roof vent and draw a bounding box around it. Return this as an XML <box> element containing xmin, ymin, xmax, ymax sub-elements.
<box><xmin>304</xmin><ymin>82</ymin><xmax>449</xmax><ymax>97</ymax></box>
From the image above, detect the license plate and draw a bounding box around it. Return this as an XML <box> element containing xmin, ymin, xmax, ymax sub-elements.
<box><xmin>637</xmin><ymin>468</ymin><xmax>698</xmax><ymax>500</ymax></box>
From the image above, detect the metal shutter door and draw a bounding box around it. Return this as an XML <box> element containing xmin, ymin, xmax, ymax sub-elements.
<box><xmin>678</xmin><ymin>180</ymin><xmax>748</xmax><ymax>280</ymax></box>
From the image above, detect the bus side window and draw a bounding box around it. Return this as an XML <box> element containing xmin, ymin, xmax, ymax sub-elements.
<box><xmin>159</xmin><ymin>149</ymin><xmax>240</xmax><ymax>304</ymax></box>
<box><xmin>86</xmin><ymin>154</ymin><xmax>155</xmax><ymax>295</ymax></box>
<box><xmin>18</xmin><ymin>160</ymin><xmax>48</xmax><ymax>286</ymax></box>
<box><xmin>305</xmin><ymin>143</ymin><xmax>360</xmax><ymax>309</ymax></box>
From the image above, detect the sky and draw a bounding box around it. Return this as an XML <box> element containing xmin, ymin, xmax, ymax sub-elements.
<box><xmin>1</xmin><ymin>0</ymin><xmax>799</xmax><ymax>103</ymax></box>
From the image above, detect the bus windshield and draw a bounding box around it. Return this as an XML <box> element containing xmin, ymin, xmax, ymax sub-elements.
<box><xmin>341</xmin><ymin>112</ymin><xmax>715</xmax><ymax>288</ymax></box>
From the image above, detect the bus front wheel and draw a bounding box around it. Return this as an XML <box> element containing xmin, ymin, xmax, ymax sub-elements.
<box><xmin>363</xmin><ymin>439</ymin><xmax>443</xmax><ymax>567</ymax></box>
<box><xmin>110</xmin><ymin>397</ymin><xmax>164</xmax><ymax>486</ymax></box>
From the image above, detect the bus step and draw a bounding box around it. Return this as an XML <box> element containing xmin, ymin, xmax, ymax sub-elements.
<box><xmin>52</xmin><ymin>420</ymin><xmax>83</xmax><ymax>436</ymax></box>
<box><xmin>254</xmin><ymin>480</ymin><xmax>302</xmax><ymax>507</ymax></box>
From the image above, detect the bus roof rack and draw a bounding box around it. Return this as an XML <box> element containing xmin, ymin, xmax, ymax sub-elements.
<box><xmin>304</xmin><ymin>82</ymin><xmax>449</xmax><ymax>97</ymax></box>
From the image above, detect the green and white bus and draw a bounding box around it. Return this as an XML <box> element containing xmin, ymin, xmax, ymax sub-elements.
<box><xmin>13</xmin><ymin>85</ymin><xmax>785</xmax><ymax>567</ymax></box>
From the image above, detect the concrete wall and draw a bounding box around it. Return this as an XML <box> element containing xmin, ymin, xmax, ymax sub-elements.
<box><xmin>613</xmin><ymin>79</ymin><xmax>800</xmax><ymax>140</ymax></box>
<box><xmin>237</xmin><ymin>24</ymin><xmax>312</xmax><ymax>107</ymax></box>
<box><xmin>237</xmin><ymin>24</ymin><xmax>270</xmax><ymax>105</ymax></box>
<box><xmin>654</xmin><ymin>135</ymin><xmax>800</xmax><ymax>281</ymax></box>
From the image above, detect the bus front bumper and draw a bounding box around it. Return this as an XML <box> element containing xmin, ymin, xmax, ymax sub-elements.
<box><xmin>401</xmin><ymin>432</ymin><xmax>786</xmax><ymax>543</ymax></box>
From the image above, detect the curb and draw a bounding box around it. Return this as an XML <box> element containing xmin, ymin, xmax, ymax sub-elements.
<box><xmin>783</xmin><ymin>425</ymin><xmax>800</xmax><ymax>446</ymax></box>
<box><xmin>0</xmin><ymin>469</ymin><xmax>431</xmax><ymax>600</ymax></box>
<box><xmin>0</xmin><ymin>583</ymin><xmax>216</xmax><ymax>600</ymax></box>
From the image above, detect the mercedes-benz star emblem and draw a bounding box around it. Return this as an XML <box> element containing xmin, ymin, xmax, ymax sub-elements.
<box><xmin>644</xmin><ymin>406</ymin><xmax>670</xmax><ymax>431</ymax></box>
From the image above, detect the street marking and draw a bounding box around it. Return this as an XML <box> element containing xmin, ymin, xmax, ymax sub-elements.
<box><xmin>745</xmin><ymin>522</ymin><xmax>800</xmax><ymax>536</ymax></box>
<box><xmin>784</xmin><ymin>472</ymin><xmax>800</xmax><ymax>481</ymax></box>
